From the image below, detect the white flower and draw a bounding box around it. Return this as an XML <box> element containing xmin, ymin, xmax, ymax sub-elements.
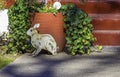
<box><xmin>53</xmin><ymin>1</ymin><xmax>61</xmax><ymax>10</ymax></box>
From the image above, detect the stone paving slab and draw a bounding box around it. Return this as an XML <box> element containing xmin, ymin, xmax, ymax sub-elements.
<box><xmin>0</xmin><ymin>46</ymin><xmax>120</xmax><ymax>77</ymax></box>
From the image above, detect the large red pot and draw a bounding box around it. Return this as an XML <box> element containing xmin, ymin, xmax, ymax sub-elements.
<box><xmin>31</xmin><ymin>13</ymin><xmax>66</xmax><ymax>52</ymax></box>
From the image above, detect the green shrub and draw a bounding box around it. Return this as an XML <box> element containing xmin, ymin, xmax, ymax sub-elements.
<box><xmin>60</xmin><ymin>4</ymin><xmax>95</xmax><ymax>55</ymax></box>
<box><xmin>7</xmin><ymin>0</ymin><xmax>33</xmax><ymax>54</ymax></box>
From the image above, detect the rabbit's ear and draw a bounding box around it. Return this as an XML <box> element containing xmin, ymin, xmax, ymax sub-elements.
<box><xmin>34</xmin><ymin>23</ymin><xmax>40</xmax><ymax>28</ymax></box>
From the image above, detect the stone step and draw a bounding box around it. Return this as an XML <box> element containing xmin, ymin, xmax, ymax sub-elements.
<box><xmin>61</xmin><ymin>0</ymin><xmax>120</xmax><ymax>14</ymax></box>
<box><xmin>93</xmin><ymin>30</ymin><xmax>120</xmax><ymax>46</ymax></box>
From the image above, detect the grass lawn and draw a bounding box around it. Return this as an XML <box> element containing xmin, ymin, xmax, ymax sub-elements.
<box><xmin>0</xmin><ymin>45</ymin><xmax>19</xmax><ymax>69</ymax></box>
<box><xmin>0</xmin><ymin>53</ymin><xmax>19</xmax><ymax>69</ymax></box>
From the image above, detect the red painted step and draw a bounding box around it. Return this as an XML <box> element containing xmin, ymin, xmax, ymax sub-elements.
<box><xmin>93</xmin><ymin>30</ymin><xmax>120</xmax><ymax>46</ymax></box>
<box><xmin>90</xmin><ymin>14</ymin><xmax>120</xmax><ymax>30</ymax></box>
<box><xmin>91</xmin><ymin>13</ymin><xmax>120</xmax><ymax>45</ymax></box>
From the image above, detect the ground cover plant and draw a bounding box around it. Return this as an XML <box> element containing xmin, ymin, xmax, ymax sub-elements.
<box><xmin>0</xmin><ymin>55</ymin><xmax>14</xmax><ymax>69</ymax></box>
<box><xmin>0</xmin><ymin>46</ymin><xmax>19</xmax><ymax>69</ymax></box>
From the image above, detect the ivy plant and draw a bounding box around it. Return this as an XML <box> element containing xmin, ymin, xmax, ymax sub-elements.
<box><xmin>60</xmin><ymin>4</ymin><xmax>95</xmax><ymax>55</ymax></box>
<box><xmin>7</xmin><ymin>0</ymin><xmax>33</xmax><ymax>54</ymax></box>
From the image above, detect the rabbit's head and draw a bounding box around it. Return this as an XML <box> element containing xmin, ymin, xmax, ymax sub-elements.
<box><xmin>27</xmin><ymin>23</ymin><xmax>40</xmax><ymax>36</ymax></box>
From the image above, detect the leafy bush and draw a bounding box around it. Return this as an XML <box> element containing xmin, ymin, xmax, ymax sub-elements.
<box><xmin>60</xmin><ymin>4</ymin><xmax>95</xmax><ymax>55</ymax></box>
<box><xmin>7</xmin><ymin>0</ymin><xmax>33</xmax><ymax>54</ymax></box>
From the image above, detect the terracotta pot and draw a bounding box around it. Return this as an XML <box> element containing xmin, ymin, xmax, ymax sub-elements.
<box><xmin>5</xmin><ymin>0</ymin><xmax>15</xmax><ymax>9</ymax></box>
<box><xmin>31</xmin><ymin>13</ymin><xmax>66</xmax><ymax>52</ymax></box>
